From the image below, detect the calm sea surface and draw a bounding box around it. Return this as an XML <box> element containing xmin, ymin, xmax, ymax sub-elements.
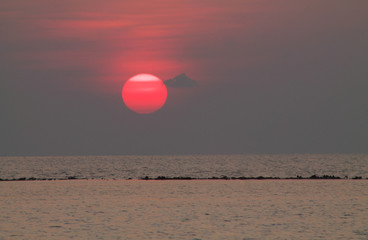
<box><xmin>1</xmin><ymin>180</ymin><xmax>367</xmax><ymax>239</ymax></box>
<box><xmin>1</xmin><ymin>154</ymin><xmax>367</xmax><ymax>239</ymax></box>
<box><xmin>1</xmin><ymin>154</ymin><xmax>367</xmax><ymax>179</ymax></box>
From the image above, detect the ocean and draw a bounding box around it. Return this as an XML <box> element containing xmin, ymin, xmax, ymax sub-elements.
<box><xmin>1</xmin><ymin>154</ymin><xmax>367</xmax><ymax>239</ymax></box>
<box><xmin>1</xmin><ymin>154</ymin><xmax>367</xmax><ymax>180</ymax></box>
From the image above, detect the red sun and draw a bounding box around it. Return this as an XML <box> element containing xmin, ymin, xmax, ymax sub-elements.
<box><xmin>122</xmin><ymin>73</ymin><xmax>167</xmax><ymax>114</ymax></box>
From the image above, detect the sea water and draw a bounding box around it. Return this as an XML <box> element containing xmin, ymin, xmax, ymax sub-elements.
<box><xmin>1</xmin><ymin>154</ymin><xmax>367</xmax><ymax>180</ymax></box>
<box><xmin>1</xmin><ymin>180</ymin><xmax>367</xmax><ymax>239</ymax></box>
<box><xmin>0</xmin><ymin>154</ymin><xmax>367</xmax><ymax>239</ymax></box>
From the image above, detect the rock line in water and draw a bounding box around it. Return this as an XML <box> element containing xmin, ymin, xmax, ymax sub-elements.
<box><xmin>0</xmin><ymin>175</ymin><xmax>367</xmax><ymax>181</ymax></box>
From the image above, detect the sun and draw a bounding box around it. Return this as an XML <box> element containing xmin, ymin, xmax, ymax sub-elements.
<box><xmin>122</xmin><ymin>73</ymin><xmax>167</xmax><ymax>114</ymax></box>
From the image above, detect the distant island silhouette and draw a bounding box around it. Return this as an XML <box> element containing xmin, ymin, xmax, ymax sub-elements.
<box><xmin>164</xmin><ymin>73</ymin><xmax>198</xmax><ymax>87</ymax></box>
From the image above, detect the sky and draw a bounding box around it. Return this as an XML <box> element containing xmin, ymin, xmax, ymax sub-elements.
<box><xmin>1</xmin><ymin>0</ymin><xmax>368</xmax><ymax>155</ymax></box>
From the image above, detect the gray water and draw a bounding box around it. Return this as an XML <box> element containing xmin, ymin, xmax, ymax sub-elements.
<box><xmin>1</xmin><ymin>154</ymin><xmax>368</xmax><ymax>239</ymax></box>
<box><xmin>1</xmin><ymin>154</ymin><xmax>367</xmax><ymax>180</ymax></box>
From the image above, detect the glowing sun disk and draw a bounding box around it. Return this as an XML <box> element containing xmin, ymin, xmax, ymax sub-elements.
<box><xmin>122</xmin><ymin>73</ymin><xmax>167</xmax><ymax>114</ymax></box>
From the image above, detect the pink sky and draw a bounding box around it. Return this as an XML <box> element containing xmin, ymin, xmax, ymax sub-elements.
<box><xmin>1</xmin><ymin>0</ymin><xmax>367</xmax><ymax>155</ymax></box>
<box><xmin>1</xmin><ymin>1</ymin><xmax>286</xmax><ymax>91</ymax></box>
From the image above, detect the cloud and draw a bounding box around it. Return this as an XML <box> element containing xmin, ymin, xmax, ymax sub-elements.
<box><xmin>164</xmin><ymin>73</ymin><xmax>198</xmax><ymax>88</ymax></box>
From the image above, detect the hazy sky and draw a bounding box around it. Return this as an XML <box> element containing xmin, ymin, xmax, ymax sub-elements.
<box><xmin>1</xmin><ymin>0</ymin><xmax>367</xmax><ymax>155</ymax></box>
